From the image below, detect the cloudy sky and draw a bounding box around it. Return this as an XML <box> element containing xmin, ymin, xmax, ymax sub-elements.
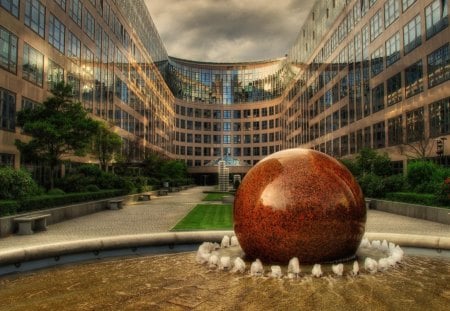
<box><xmin>145</xmin><ymin>0</ymin><xmax>314</xmax><ymax>62</ymax></box>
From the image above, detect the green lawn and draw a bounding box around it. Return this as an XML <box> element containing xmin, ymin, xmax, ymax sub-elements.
<box><xmin>172</xmin><ymin>203</ymin><xmax>233</xmax><ymax>230</ymax></box>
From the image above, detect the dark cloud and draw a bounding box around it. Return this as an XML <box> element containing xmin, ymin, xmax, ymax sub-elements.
<box><xmin>145</xmin><ymin>0</ymin><xmax>313</xmax><ymax>62</ymax></box>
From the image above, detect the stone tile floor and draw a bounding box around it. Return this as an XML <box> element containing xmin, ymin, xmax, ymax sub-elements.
<box><xmin>0</xmin><ymin>186</ymin><xmax>448</xmax><ymax>255</ymax></box>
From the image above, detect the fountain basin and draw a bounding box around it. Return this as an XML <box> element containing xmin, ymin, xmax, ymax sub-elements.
<box><xmin>0</xmin><ymin>233</ymin><xmax>449</xmax><ymax>311</ymax></box>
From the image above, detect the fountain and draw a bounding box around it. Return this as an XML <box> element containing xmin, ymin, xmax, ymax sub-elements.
<box><xmin>0</xmin><ymin>148</ymin><xmax>448</xmax><ymax>310</ymax></box>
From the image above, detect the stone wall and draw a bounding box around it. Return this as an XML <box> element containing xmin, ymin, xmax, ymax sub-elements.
<box><xmin>371</xmin><ymin>199</ymin><xmax>450</xmax><ymax>225</ymax></box>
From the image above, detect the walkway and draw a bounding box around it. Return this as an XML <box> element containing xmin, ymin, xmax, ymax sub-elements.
<box><xmin>0</xmin><ymin>186</ymin><xmax>448</xmax><ymax>256</ymax></box>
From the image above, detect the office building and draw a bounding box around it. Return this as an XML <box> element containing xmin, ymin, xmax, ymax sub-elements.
<box><xmin>0</xmin><ymin>0</ymin><xmax>449</xmax><ymax>180</ymax></box>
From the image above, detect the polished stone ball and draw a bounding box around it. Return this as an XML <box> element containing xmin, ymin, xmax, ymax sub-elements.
<box><xmin>233</xmin><ymin>148</ymin><xmax>366</xmax><ymax>264</ymax></box>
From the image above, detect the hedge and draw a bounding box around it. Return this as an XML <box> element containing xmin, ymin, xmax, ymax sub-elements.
<box><xmin>0</xmin><ymin>189</ymin><xmax>127</xmax><ymax>217</ymax></box>
<box><xmin>385</xmin><ymin>192</ymin><xmax>441</xmax><ymax>207</ymax></box>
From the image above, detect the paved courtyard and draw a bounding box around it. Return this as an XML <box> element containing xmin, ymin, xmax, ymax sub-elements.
<box><xmin>0</xmin><ymin>186</ymin><xmax>449</xmax><ymax>256</ymax></box>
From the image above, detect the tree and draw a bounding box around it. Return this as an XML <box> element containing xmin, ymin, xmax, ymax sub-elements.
<box><xmin>398</xmin><ymin>131</ymin><xmax>435</xmax><ymax>160</ymax></box>
<box><xmin>355</xmin><ymin>148</ymin><xmax>392</xmax><ymax>176</ymax></box>
<box><xmin>15</xmin><ymin>82</ymin><xmax>99</xmax><ymax>189</ymax></box>
<box><xmin>92</xmin><ymin>122</ymin><xmax>122</xmax><ymax>172</ymax></box>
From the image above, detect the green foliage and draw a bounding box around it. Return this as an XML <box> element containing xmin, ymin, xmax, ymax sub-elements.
<box><xmin>172</xmin><ymin>204</ymin><xmax>233</xmax><ymax>230</ymax></box>
<box><xmin>437</xmin><ymin>178</ymin><xmax>450</xmax><ymax>206</ymax></box>
<box><xmin>91</xmin><ymin>122</ymin><xmax>122</xmax><ymax>171</ymax></box>
<box><xmin>0</xmin><ymin>200</ymin><xmax>19</xmax><ymax>216</ymax></box>
<box><xmin>0</xmin><ymin>189</ymin><xmax>127</xmax><ymax>216</ymax></box>
<box><xmin>142</xmin><ymin>154</ymin><xmax>189</xmax><ymax>186</ymax></box>
<box><xmin>340</xmin><ymin>158</ymin><xmax>360</xmax><ymax>177</ymax></box>
<box><xmin>17</xmin><ymin>189</ymin><xmax>127</xmax><ymax>214</ymax></box>
<box><xmin>0</xmin><ymin>167</ymin><xmax>40</xmax><ymax>200</ymax></box>
<box><xmin>47</xmin><ymin>188</ymin><xmax>65</xmax><ymax>195</ymax></box>
<box><xmin>84</xmin><ymin>185</ymin><xmax>101</xmax><ymax>192</ymax></box>
<box><xmin>383</xmin><ymin>174</ymin><xmax>407</xmax><ymax>193</ymax></box>
<box><xmin>161</xmin><ymin>160</ymin><xmax>188</xmax><ymax>186</ymax></box>
<box><xmin>358</xmin><ymin>173</ymin><xmax>385</xmax><ymax>198</ymax></box>
<box><xmin>15</xmin><ymin>82</ymin><xmax>100</xmax><ymax>188</ymax></box>
<box><xmin>385</xmin><ymin>192</ymin><xmax>441</xmax><ymax>207</ymax></box>
<box><xmin>356</xmin><ymin>148</ymin><xmax>392</xmax><ymax>176</ymax></box>
<box><xmin>56</xmin><ymin>164</ymin><xmax>135</xmax><ymax>194</ymax></box>
<box><xmin>406</xmin><ymin>161</ymin><xmax>450</xmax><ymax>194</ymax></box>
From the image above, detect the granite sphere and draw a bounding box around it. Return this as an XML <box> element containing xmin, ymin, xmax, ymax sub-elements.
<box><xmin>233</xmin><ymin>148</ymin><xmax>366</xmax><ymax>264</ymax></box>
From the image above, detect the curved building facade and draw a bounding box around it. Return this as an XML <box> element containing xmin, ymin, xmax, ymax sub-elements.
<box><xmin>168</xmin><ymin>58</ymin><xmax>291</xmax><ymax>176</ymax></box>
<box><xmin>0</xmin><ymin>0</ymin><xmax>449</xmax><ymax>180</ymax></box>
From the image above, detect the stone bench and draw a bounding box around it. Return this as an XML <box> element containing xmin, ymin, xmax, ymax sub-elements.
<box><xmin>158</xmin><ymin>189</ymin><xmax>169</xmax><ymax>196</ymax></box>
<box><xmin>108</xmin><ymin>199</ymin><xmax>124</xmax><ymax>210</ymax></box>
<box><xmin>14</xmin><ymin>214</ymin><xmax>51</xmax><ymax>235</ymax></box>
<box><xmin>138</xmin><ymin>193</ymin><xmax>152</xmax><ymax>201</ymax></box>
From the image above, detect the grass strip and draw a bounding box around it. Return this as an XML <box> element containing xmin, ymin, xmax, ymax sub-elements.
<box><xmin>172</xmin><ymin>203</ymin><xmax>233</xmax><ymax>230</ymax></box>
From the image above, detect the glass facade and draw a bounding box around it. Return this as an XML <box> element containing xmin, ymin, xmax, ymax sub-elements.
<box><xmin>167</xmin><ymin>58</ymin><xmax>292</xmax><ymax>104</ymax></box>
<box><xmin>0</xmin><ymin>0</ymin><xmax>449</xmax><ymax>173</ymax></box>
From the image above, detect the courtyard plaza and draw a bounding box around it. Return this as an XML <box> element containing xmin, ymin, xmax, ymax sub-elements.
<box><xmin>0</xmin><ymin>186</ymin><xmax>448</xmax><ymax>256</ymax></box>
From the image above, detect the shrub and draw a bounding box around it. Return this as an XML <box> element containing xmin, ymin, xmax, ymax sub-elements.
<box><xmin>0</xmin><ymin>200</ymin><xmax>19</xmax><ymax>216</ymax></box>
<box><xmin>84</xmin><ymin>185</ymin><xmax>101</xmax><ymax>192</ymax></box>
<box><xmin>0</xmin><ymin>167</ymin><xmax>40</xmax><ymax>199</ymax></box>
<box><xmin>407</xmin><ymin>161</ymin><xmax>438</xmax><ymax>192</ymax></box>
<box><xmin>358</xmin><ymin>173</ymin><xmax>385</xmax><ymax>198</ymax></box>
<box><xmin>385</xmin><ymin>192</ymin><xmax>438</xmax><ymax>207</ymax></box>
<box><xmin>383</xmin><ymin>174</ymin><xmax>406</xmax><ymax>193</ymax></box>
<box><xmin>47</xmin><ymin>188</ymin><xmax>66</xmax><ymax>195</ymax></box>
<box><xmin>16</xmin><ymin>189</ymin><xmax>127</xmax><ymax>213</ymax></box>
<box><xmin>340</xmin><ymin>158</ymin><xmax>360</xmax><ymax>177</ymax></box>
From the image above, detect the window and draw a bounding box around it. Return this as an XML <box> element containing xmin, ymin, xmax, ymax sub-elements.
<box><xmin>22</xmin><ymin>43</ymin><xmax>43</xmax><ymax>87</ymax></box>
<box><xmin>0</xmin><ymin>153</ymin><xmax>15</xmax><ymax>166</ymax></box>
<box><xmin>24</xmin><ymin>0</ymin><xmax>45</xmax><ymax>38</ymax></box>
<box><xmin>370</xmin><ymin>10</ymin><xmax>383</xmax><ymax>41</ymax></box>
<box><xmin>371</xmin><ymin>46</ymin><xmax>384</xmax><ymax>77</ymax></box>
<box><xmin>405</xmin><ymin>60</ymin><xmax>423</xmax><ymax>97</ymax></box>
<box><xmin>406</xmin><ymin>108</ymin><xmax>424</xmax><ymax>142</ymax></box>
<box><xmin>385</xmin><ymin>32</ymin><xmax>400</xmax><ymax>67</ymax></box>
<box><xmin>373</xmin><ymin>121</ymin><xmax>386</xmax><ymax>148</ymax></box>
<box><xmin>429</xmin><ymin>97</ymin><xmax>450</xmax><ymax>137</ymax></box>
<box><xmin>223</xmin><ymin>135</ymin><xmax>231</xmax><ymax>144</ymax></box>
<box><xmin>68</xmin><ymin>31</ymin><xmax>81</xmax><ymax>63</ymax></box>
<box><xmin>372</xmin><ymin>83</ymin><xmax>385</xmax><ymax>113</ymax></box>
<box><xmin>388</xmin><ymin>115</ymin><xmax>403</xmax><ymax>146</ymax></box>
<box><xmin>384</xmin><ymin>0</ymin><xmax>399</xmax><ymax>28</ymax></box>
<box><xmin>0</xmin><ymin>0</ymin><xmax>19</xmax><ymax>17</ymax></box>
<box><xmin>47</xmin><ymin>60</ymin><xmax>64</xmax><ymax>91</ymax></box>
<box><xmin>0</xmin><ymin>26</ymin><xmax>17</xmax><ymax>73</ymax></box>
<box><xmin>403</xmin><ymin>15</ymin><xmax>421</xmax><ymax>54</ymax></box>
<box><xmin>0</xmin><ymin>87</ymin><xmax>15</xmax><ymax>131</ymax></box>
<box><xmin>69</xmin><ymin>0</ymin><xmax>82</xmax><ymax>26</ymax></box>
<box><xmin>223</xmin><ymin>122</ymin><xmax>231</xmax><ymax>131</ymax></box>
<box><xmin>49</xmin><ymin>15</ymin><xmax>65</xmax><ymax>53</ymax></box>
<box><xmin>387</xmin><ymin>73</ymin><xmax>402</xmax><ymax>106</ymax></box>
<box><xmin>84</xmin><ymin>9</ymin><xmax>95</xmax><ymax>40</ymax></box>
<box><xmin>402</xmin><ymin>0</ymin><xmax>416</xmax><ymax>12</ymax></box>
<box><xmin>54</xmin><ymin>0</ymin><xmax>66</xmax><ymax>10</ymax></box>
<box><xmin>425</xmin><ymin>0</ymin><xmax>448</xmax><ymax>39</ymax></box>
<box><xmin>427</xmin><ymin>43</ymin><xmax>450</xmax><ymax>88</ymax></box>
<box><xmin>67</xmin><ymin>72</ymin><xmax>80</xmax><ymax>99</ymax></box>
<box><xmin>21</xmin><ymin>97</ymin><xmax>38</xmax><ymax>110</ymax></box>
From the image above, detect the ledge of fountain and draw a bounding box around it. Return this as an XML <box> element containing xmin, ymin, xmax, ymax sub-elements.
<box><xmin>0</xmin><ymin>231</ymin><xmax>448</xmax><ymax>267</ymax></box>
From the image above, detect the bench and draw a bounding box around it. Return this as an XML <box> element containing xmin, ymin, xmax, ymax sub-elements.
<box><xmin>138</xmin><ymin>193</ymin><xmax>152</xmax><ymax>201</ymax></box>
<box><xmin>158</xmin><ymin>189</ymin><xmax>168</xmax><ymax>196</ymax></box>
<box><xmin>108</xmin><ymin>199</ymin><xmax>124</xmax><ymax>210</ymax></box>
<box><xmin>14</xmin><ymin>214</ymin><xmax>51</xmax><ymax>235</ymax></box>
